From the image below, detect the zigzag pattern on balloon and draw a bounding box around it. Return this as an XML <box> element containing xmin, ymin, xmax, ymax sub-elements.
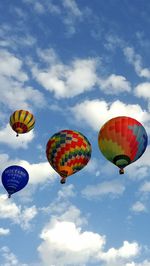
<box><xmin>10</xmin><ymin>110</ymin><xmax>35</xmax><ymax>135</ymax></box>
<box><xmin>98</xmin><ymin>116</ymin><xmax>148</xmax><ymax>169</ymax></box>
<box><xmin>46</xmin><ymin>130</ymin><xmax>92</xmax><ymax>178</ymax></box>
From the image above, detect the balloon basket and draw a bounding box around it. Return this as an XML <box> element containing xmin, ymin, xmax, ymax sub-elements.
<box><xmin>119</xmin><ymin>168</ymin><xmax>124</xmax><ymax>174</ymax></box>
<box><xmin>60</xmin><ymin>177</ymin><xmax>67</xmax><ymax>184</ymax></box>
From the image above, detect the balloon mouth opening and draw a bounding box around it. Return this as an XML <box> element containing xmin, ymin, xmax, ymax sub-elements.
<box><xmin>16</xmin><ymin>128</ymin><xmax>24</xmax><ymax>133</ymax></box>
<box><xmin>113</xmin><ymin>155</ymin><xmax>131</xmax><ymax>168</ymax></box>
<box><xmin>58</xmin><ymin>166</ymin><xmax>73</xmax><ymax>184</ymax></box>
<box><xmin>12</xmin><ymin>123</ymin><xmax>28</xmax><ymax>134</ymax></box>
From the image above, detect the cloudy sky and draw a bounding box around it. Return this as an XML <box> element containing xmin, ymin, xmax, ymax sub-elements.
<box><xmin>0</xmin><ymin>0</ymin><xmax>150</xmax><ymax>265</ymax></box>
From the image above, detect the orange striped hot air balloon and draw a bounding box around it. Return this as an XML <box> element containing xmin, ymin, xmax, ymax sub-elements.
<box><xmin>98</xmin><ymin>116</ymin><xmax>148</xmax><ymax>174</ymax></box>
<box><xmin>46</xmin><ymin>129</ymin><xmax>92</xmax><ymax>184</ymax></box>
<box><xmin>10</xmin><ymin>110</ymin><xmax>35</xmax><ymax>137</ymax></box>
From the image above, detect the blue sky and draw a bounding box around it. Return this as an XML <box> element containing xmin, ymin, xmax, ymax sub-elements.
<box><xmin>0</xmin><ymin>0</ymin><xmax>150</xmax><ymax>265</ymax></box>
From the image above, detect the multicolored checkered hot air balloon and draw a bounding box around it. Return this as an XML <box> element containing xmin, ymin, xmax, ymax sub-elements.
<box><xmin>10</xmin><ymin>110</ymin><xmax>35</xmax><ymax>137</ymax></box>
<box><xmin>98</xmin><ymin>116</ymin><xmax>148</xmax><ymax>174</ymax></box>
<box><xmin>46</xmin><ymin>129</ymin><xmax>92</xmax><ymax>184</ymax></box>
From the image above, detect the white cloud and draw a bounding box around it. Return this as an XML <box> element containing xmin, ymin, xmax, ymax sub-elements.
<box><xmin>57</xmin><ymin>184</ymin><xmax>76</xmax><ymax>200</ymax></box>
<box><xmin>19</xmin><ymin>160</ymin><xmax>57</xmax><ymax>185</ymax></box>
<box><xmin>98</xmin><ymin>74</ymin><xmax>131</xmax><ymax>94</ymax></box>
<box><xmin>126</xmin><ymin>261</ymin><xmax>150</xmax><ymax>266</ymax></box>
<box><xmin>21</xmin><ymin>206</ymin><xmax>38</xmax><ymax>229</ymax></box>
<box><xmin>0</xmin><ymin>194</ymin><xmax>21</xmax><ymax>221</ymax></box>
<box><xmin>0</xmin><ymin>194</ymin><xmax>37</xmax><ymax>230</ymax></box>
<box><xmin>0</xmin><ymin>124</ymin><xmax>34</xmax><ymax>149</ymax></box>
<box><xmin>63</xmin><ymin>0</ymin><xmax>82</xmax><ymax>17</ymax></box>
<box><xmin>38</xmin><ymin>219</ymin><xmax>106</xmax><ymax>266</ymax></box>
<box><xmin>0</xmin><ymin>76</ymin><xmax>45</xmax><ymax>111</ymax></box>
<box><xmin>0</xmin><ymin>49</ymin><xmax>28</xmax><ymax>81</ymax></box>
<box><xmin>135</xmin><ymin>82</ymin><xmax>150</xmax><ymax>99</ymax></box>
<box><xmin>38</xmin><ymin>217</ymin><xmax>141</xmax><ymax>266</ymax></box>
<box><xmin>38</xmin><ymin>185</ymin><xmax>141</xmax><ymax>266</ymax></box>
<box><xmin>62</xmin><ymin>0</ymin><xmax>83</xmax><ymax>35</ymax></box>
<box><xmin>82</xmin><ymin>180</ymin><xmax>125</xmax><ymax>199</ymax></box>
<box><xmin>99</xmin><ymin>241</ymin><xmax>140</xmax><ymax>265</ymax></box>
<box><xmin>0</xmin><ymin>23</ymin><xmax>37</xmax><ymax>48</ymax></box>
<box><xmin>40</xmin><ymin>184</ymin><xmax>86</xmax><ymax>226</ymax></box>
<box><xmin>37</xmin><ymin>47</ymin><xmax>59</xmax><ymax>64</ymax></box>
<box><xmin>33</xmin><ymin>49</ymin><xmax>132</xmax><ymax>98</ymax></box>
<box><xmin>32</xmin><ymin>57</ymin><xmax>98</xmax><ymax>98</ymax></box>
<box><xmin>123</xmin><ymin>47</ymin><xmax>150</xmax><ymax>78</ymax></box>
<box><xmin>131</xmin><ymin>201</ymin><xmax>147</xmax><ymax>213</ymax></box>
<box><xmin>127</xmin><ymin>146</ymin><xmax>150</xmax><ymax>180</ymax></box>
<box><xmin>0</xmin><ymin>246</ymin><xmax>28</xmax><ymax>266</ymax></box>
<box><xmin>0</xmin><ymin>49</ymin><xmax>46</xmax><ymax>111</ymax></box>
<box><xmin>34</xmin><ymin>2</ymin><xmax>45</xmax><ymax>13</ymax></box>
<box><xmin>0</xmin><ymin>228</ymin><xmax>10</xmax><ymax>236</ymax></box>
<box><xmin>140</xmin><ymin>182</ymin><xmax>150</xmax><ymax>193</ymax></box>
<box><xmin>70</xmin><ymin>99</ymin><xmax>150</xmax><ymax>132</ymax></box>
<box><xmin>84</xmin><ymin>157</ymin><xmax>101</xmax><ymax>176</ymax></box>
<box><xmin>23</xmin><ymin>0</ymin><xmax>61</xmax><ymax>15</ymax></box>
<box><xmin>47</xmin><ymin>2</ymin><xmax>61</xmax><ymax>14</ymax></box>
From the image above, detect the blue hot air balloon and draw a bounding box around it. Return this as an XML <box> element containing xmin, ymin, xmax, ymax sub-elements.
<box><xmin>1</xmin><ymin>165</ymin><xmax>29</xmax><ymax>198</ymax></box>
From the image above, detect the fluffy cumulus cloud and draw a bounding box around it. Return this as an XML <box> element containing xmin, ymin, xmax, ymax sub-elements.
<box><xmin>131</xmin><ymin>201</ymin><xmax>147</xmax><ymax>213</ymax></box>
<box><xmin>0</xmin><ymin>246</ymin><xmax>28</xmax><ymax>266</ymax></box>
<box><xmin>38</xmin><ymin>217</ymin><xmax>141</xmax><ymax>266</ymax></box>
<box><xmin>19</xmin><ymin>160</ymin><xmax>57</xmax><ymax>185</ymax></box>
<box><xmin>0</xmin><ymin>194</ymin><xmax>37</xmax><ymax>230</ymax></box>
<box><xmin>126</xmin><ymin>261</ymin><xmax>150</xmax><ymax>266</ymax></box>
<box><xmin>135</xmin><ymin>83</ymin><xmax>150</xmax><ymax>111</ymax></box>
<box><xmin>38</xmin><ymin>220</ymin><xmax>105</xmax><ymax>266</ymax></box>
<box><xmin>0</xmin><ymin>49</ymin><xmax>28</xmax><ymax>81</ymax></box>
<box><xmin>37</xmin><ymin>185</ymin><xmax>141</xmax><ymax>266</ymax></box>
<box><xmin>98</xmin><ymin>74</ymin><xmax>131</xmax><ymax>94</ymax></box>
<box><xmin>82</xmin><ymin>180</ymin><xmax>125</xmax><ymax>199</ymax></box>
<box><xmin>0</xmin><ymin>227</ymin><xmax>10</xmax><ymax>236</ymax></box>
<box><xmin>32</xmin><ymin>55</ymin><xmax>98</xmax><ymax>98</ymax></box>
<box><xmin>32</xmin><ymin>48</ymin><xmax>131</xmax><ymax>98</ymax></box>
<box><xmin>99</xmin><ymin>241</ymin><xmax>140</xmax><ymax>266</ymax></box>
<box><xmin>63</xmin><ymin>0</ymin><xmax>82</xmax><ymax>17</ymax></box>
<box><xmin>140</xmin><ymin>181</ymin><xmax>150</xmax><ymax>193</ymax></box>
<box><xmin>0</xmin><ymin>49</ymin><xmax>46</xmax><ymax>112</ymax></box>
<box><xmin>62</xmin><ymin>0</ymin><xmax>83</xmax><ymax>34</ymax></box>
<box><xmin>0</xmin><ymin>124</ymin><xmax>34</xmax><ymax>149</ymax></box>
<box><xmin>126</xmin><ymin>145</ymin><xmax>150</xmax><ymax>180</ymax></box>
<box><xmin>123</xmin><ymin>47</ymin><xmax>150</xmax><ymax>78</ymax></box>
<box><xmin>23</xmin><ymin>0</ymin><xmax>61</xmax><ymax>15</ymax></box>
<box><xmin>70</xmin><ymin>99</ymin><xmax>150</xmax><ymax>132</ymax></box>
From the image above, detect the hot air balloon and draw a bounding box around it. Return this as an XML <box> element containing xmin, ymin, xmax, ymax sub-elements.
<box><xmin>1</xmin><ymin>165</ymin><xmax>29</xmax><ymax>198</ymax></box>
<box><xmin>98</xmin><ymin>116</ymin><xmax>148</xmax><ymax>174</ymax></box>
<box><xmin>10</xmin><ymin>110</ymin><xmax>35</xmax><ymax>137</ymax></box>
<box><xmin>46</xmin><ymin>130</ymin><xmax>92</xmax><ymax>184</ymax></box>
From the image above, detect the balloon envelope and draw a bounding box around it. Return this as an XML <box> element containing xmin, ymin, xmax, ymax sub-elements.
<box><xmin>10</xmin><ymin>110</ymin><xmax>35</xmax><ymax>136</ymax></box>
<box><xmin>46</xmin><ymin>129</ymin><xmax>92</xmax><ymax>183</ymax></box>
<box><xmin>1</xmin><ymin>165</ymin><xmax>29</xmax><ymax>197</ymax></box>
<box><xmin>98</xmin><ymin>116</ymin><xmax>148</xmax><ymax>173</ymax></box>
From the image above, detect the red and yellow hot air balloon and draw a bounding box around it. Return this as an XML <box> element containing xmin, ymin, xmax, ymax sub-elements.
<box><xmin>10</xmin><ymin>110</ymin><xmax>35</xmax><ymax>137</ymax></box>
<box><xmin>46</xmin><ymin>129</ymin><xmax>92</xmax><ymax>184</ymax></box>
<box><xmin>98</xmin><ymin>116</ymin><xmax>148</xmax><ymax>174</ymax></box>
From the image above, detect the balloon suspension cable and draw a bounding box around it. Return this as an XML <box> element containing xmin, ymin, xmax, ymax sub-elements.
<box><xmin>119</xmin><ymin>168</ymin><xmax>124</xmax><ymax>174</ymax></box>
<box><xmin>8</xmin><ymin>194</ymin><xmax>11</xmax><ymax>198</ymax></box>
